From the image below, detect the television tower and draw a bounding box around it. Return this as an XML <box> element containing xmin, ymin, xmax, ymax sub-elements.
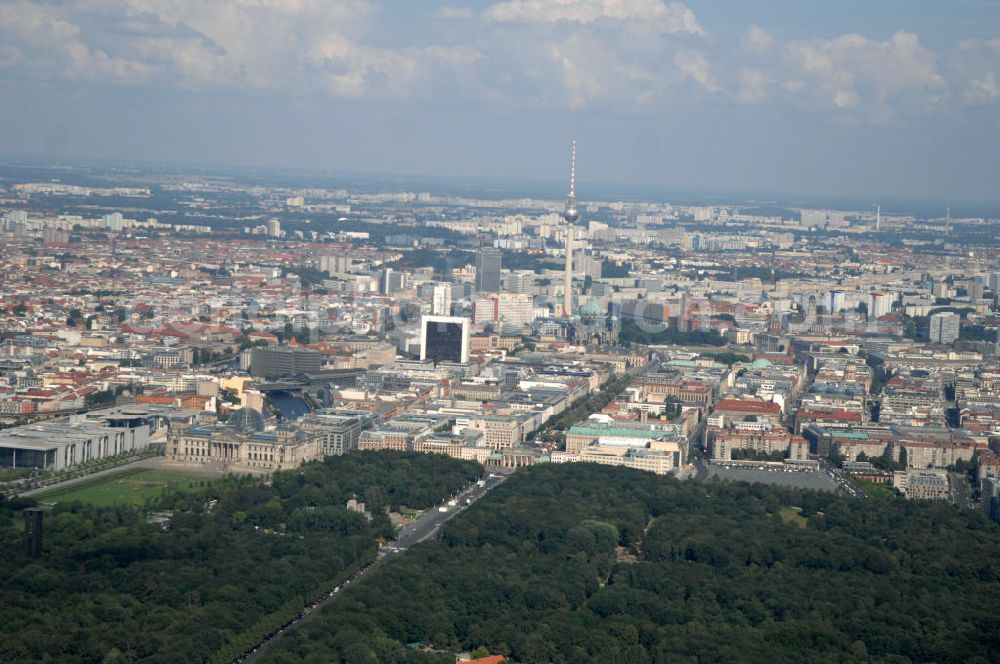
<box><xmin>875</xmin><ymin>202</ymin><xmax>880</xmax><ymax>232</ymax></box>
<box><xmin>562</xmin><ymin>139</ymin><xmax>580</xmax><ymax>318</ymax></box>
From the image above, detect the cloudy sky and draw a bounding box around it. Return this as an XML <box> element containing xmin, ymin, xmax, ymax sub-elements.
<box><xmin>1</xmin><ymin>0</ymin><xmax>999</xmax><ymax>202</ymax></box>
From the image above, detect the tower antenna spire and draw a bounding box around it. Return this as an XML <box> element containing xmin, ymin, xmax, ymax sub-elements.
<box><xmin>569</xmin><ymin>138</ymin><xmax>576</xmax><ymax>198</ymax></box>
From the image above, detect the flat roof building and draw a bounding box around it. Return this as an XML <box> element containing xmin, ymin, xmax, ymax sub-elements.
<box><xmin>475</xmin><ymin>248</ymin><xmax>502</xmax><ymax>293</ymax></box>
<box><xmin>0</xmin><ymin>417</ymin><xmax>151</xmax><ymax>471</ymax></box>
<box><xmin>300</xmin><ymin>412</ymin><xmax>364</xmax><ymax>456</ymax></box>
<box><xmin>565</xmin><ymin>422</ymin><xmax>684</xmax><ymax>454</ymax></box>
<box><xmin>250</xmin><ymin>346</ymin><xmax>322</xmax><ymax>377</ymax></box>
<box><xmin>420</xmin><ymin>315</ymin><xmax>470</xmax><ymax>365</ymax></box>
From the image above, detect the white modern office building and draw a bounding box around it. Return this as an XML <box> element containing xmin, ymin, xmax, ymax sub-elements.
<box><xmin>0</xmin><ymin>406</ymin><xmax>173</xmax><ymax>471</ymax></box>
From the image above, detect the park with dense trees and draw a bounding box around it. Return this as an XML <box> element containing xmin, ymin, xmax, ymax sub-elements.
<box><xmin>0</xmin><ymin>452</ymin><xmax>480</xmax><ymax>664</ymax></box>
<box><xmin>261</xmin><ymin>463</ymin><xmax>1000</xmax><ymax>664</ymax></box>
<box><xmin>619</xmin><ymin>319</ymin><xmax>726</xmax><ymax>347</ymax></box>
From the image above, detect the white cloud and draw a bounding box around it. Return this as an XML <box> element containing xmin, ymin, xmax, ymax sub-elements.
<box><xmin>966</xmin><ymin>72</ymin><xmax>1000</xmax><ymax>102</ymax></box>
<box><xmin>437</xmin><ymin>6</ymin><xmax>474</xmax><ymax>20</ymax></box>
<box><xmin>541</xmin><ymin>35</ymin><xmax>658</xmax><ymax>109</ymax></box>
<box><xmin>314</xmin><ymin>43</ymin><xmax>481</xmax><ymax>99</ymax></box>
<box><xmin>953</xmin><ymin>39</ymin><xmax>1000</xmax><ymax>105</ymax></box>
<box><xmin>0</xmin><ymin>0</ymin><xmax>469</xmax><ymax>98</ymax></box>
<box><xmin>674</xmin><ymin>50</ymin><xmax>718</xmax><ymax>92</ymax></box>
<box><xmin>470</xmin><ymin>0</ymin><xmax>708</xmax><ymax>110</ymax></box>
<box><xmin>959</xmin><ymin>38</ymin><xmax>1000</xmax><ymax>52</ymax></box>
<box><xmin>484</xmin><ymin>0</ymin><xmax>703</xmax><ymax>35</ymax></box>
<box><xmin>120</xmin><ymin>0</ymin><xmax>382</xmax><ymax>91</ymax></box>
<box><xmin>783</xmin><ymin>31</ymin><xmax>945</xmax><ymax>116</ymax></box>
<box><xmin>1</xmin><ymin>0</ymin><xmax>996</xmax><ymax>121</ymax></box>
<box><xmin>0</xmin><ymin>1</ymin><xmax>153</xmax><ymax>83</ymax></box>
<box><xmin>743</xmin><ymin>25</ymin><xmax>775</xmax><ymax>52</ymax></box>
<box><xmin>737</xmin><ymin>68</ymin><xmax>768</xmax><ymax>103</ymax></box>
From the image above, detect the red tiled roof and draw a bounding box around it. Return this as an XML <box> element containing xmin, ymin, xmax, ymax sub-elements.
<box><xmin>714</xmin><ymin>399</ymin><xmax>781</xmax><ymax>414</ymax></box>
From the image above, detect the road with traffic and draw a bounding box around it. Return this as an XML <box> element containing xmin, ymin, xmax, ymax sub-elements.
<box><xmin>235</xmin><ymin>472</ymin><xmax>508</xmax><ymax>663</ymax></box>
<box><xmin>950</xmin><ymin>472</ymin><xmax>972</xmax><ymax>509</ymax></box>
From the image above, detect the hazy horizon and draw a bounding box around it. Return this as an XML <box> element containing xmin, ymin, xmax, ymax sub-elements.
<box><xmin>2</xmin><ymin>152</ymin><xmax>996</xmax><ymax>220</ymax></box>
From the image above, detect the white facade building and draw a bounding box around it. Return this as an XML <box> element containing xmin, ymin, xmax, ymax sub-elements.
<box><xmin>431</xmin><ymin>283</ymin><xmax>452</xmax><ymax>316</ymax></box>
<box><xmin>929</xmin><ymin>311</ymin><xmax>960</xmax><ymax>344</ymax></box>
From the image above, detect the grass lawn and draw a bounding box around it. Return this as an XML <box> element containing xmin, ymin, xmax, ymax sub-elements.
<box><xmin>855</xmin><ymin>479</ymin><xmax>898</xmax><ymax>499</ymax></box>
<box><xmin>646</xmin><ymin>344</ymin><xmax>732</xmax><ymax>353</ymax></box>
<box><xmin>34</xmin><ymin>468</ymin><xmax>214</xmax><ymax>507</ymax></box>
<box><xmin>778</xmin><ymin>505</ymin><xmax>808</xmax><ymax>528</ymax></box>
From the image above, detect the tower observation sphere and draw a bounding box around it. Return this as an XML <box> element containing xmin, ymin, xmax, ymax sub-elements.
<box><xmin>562</xmin><ymin>139</ymin><xmax>580</xmax><ymax>318</ymax></box>
<box><xmin>564</xmin><ymin>138</ymin><xmax>580</xmax><ymax>225</ymax></box>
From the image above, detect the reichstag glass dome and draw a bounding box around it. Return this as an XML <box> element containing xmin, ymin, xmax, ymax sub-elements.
<box><xmin>228</xmin><ymin>407</ymin><xmax>266</xmax><ymax>434</ymax></box>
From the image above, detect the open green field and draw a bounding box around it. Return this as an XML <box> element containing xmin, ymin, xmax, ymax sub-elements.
<box><xmin>34</xmin><ymin>467</ymin><xmax>215</xmax><ymax>507</ymax></box>
<box><xmin>647</xmin><ymin>344</ymin><xmax>734</xmax><ymax>353</ymax></box>
<box><xmin>856</xmin><ymin>478</ymin><xmax>898</xmax><ymax>499</ymax></box>
<box><xmin>778</xmin><ymin>505</ymin><xmax>808</xmax><ymax>528</ymax></box>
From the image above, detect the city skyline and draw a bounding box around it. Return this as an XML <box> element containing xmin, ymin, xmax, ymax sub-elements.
<box><xmin>3</xmin><ymin>124</ymin><xmax>1000</xmax><ymax>662</ymax></box>
<box><xmin>3</xmin><ymin>3</ymin><xmax>1000</xmax><ymax>662</ymax></box>
<box><xmin>0</xmin><ymin>1</ymin><xmax>999</xmax><ymax>202</ymax></box>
